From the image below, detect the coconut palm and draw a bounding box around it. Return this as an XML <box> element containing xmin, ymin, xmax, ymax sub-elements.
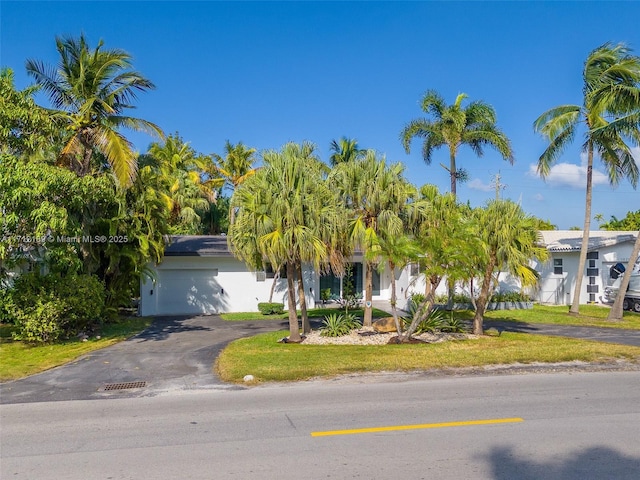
<box><xmin>147</xmin><ymin>134</ymin><xmax>210</xmax><ymax>234</ymax></box>
<box><xmin>534</xmin><ymin>42</ymin><xmax>640</xmax><ymax>315</ymax></box>
<box><xmin>210</xmin><ymin>141</ymin><xmax>258</xmax><ymax>225</ymax></box>
<box><xmin>329</xmin><ymin>137</ymin><xmax>367</xmax><ymax>166</ymax></box>
<box><xmin>229</xmin><ymin>142</ymin><xmax>342</xmax><ymax>341</ymax></box>
<box><xmin>26</xmin><ymin>34</ymin><xmax>163</xmax><ymax>186</ymax></box>
<box><xmin>401</xmin><ymin>90</ymin><xmax>514</xmax><ymax>196</ymax></box>
<box><xmin>329</xmin><ymin>151</ymin><xmax>415</xmax><ymax>327</ymax></box>
<box><xmin>471</xmin><ymin>200</ymin><xmax>548</xmax><ymax>334</ymax></box>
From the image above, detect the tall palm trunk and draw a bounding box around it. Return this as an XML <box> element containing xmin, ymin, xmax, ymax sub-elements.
<box><xmin>449</xmin><ymin>149</ymin><xmax>457</xmax><ymax>196</ymax></box>
<box><xmin>363</xmin><ymin>261</ymin><xmax>374</xmax><ymax>327</ymax></box>
<box><xmin>608</xmin><ymin>232</ymin><xmax>640</xmax><ymax>320</ymax></box>
<box><xmin>388</xmin><ymin>261</ymin><xmax>402</xmax><ymax>337</ymax></box>
<box><xmin>285</xmin><ymin>261</ymin><xmax>301</xmax><ymax>342</ymax></box>
<box><xmin>473</xmin><ymin>254</ymin><xmax>497</xmax><ymax>335</ymax></box>
<box><xmin>296</xmin><ymin>262</ymin><xmax>310</xmax><ymax>334</ymax></box>
<box><xmin>570</xmin><ymin>142</ymin><xmax>594</xmax><ymax>315</ymax></box>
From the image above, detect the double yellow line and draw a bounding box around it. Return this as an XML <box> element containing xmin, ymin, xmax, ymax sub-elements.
<box><xmin>311</xmin><ymin>417</ymin><xmax>524</xmax><ymax>437</ymax></box>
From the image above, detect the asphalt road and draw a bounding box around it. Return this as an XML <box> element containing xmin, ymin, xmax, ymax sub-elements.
<box><xmin>2</xmin><ymin>371</ymin><xmax>639</xmax><ymax>479</ymax></box>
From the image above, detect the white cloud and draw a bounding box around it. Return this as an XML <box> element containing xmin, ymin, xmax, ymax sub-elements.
<box><xmin>467</xmin><ymin>178</ymin><xmax>493</xmax><ymax>192</ymax></box>
<box><xmin>533</xmin><ymin>193</ymin><xmax>544</xmax><ymax>201</ymax></box>
<box><xmin>527</xmin><ymin>152</ymin><xmax>609</xmax><ymax>188</ymax></box>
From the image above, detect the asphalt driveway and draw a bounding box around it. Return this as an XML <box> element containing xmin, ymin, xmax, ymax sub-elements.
<box><xmin>2</xmin><ymin>315</ymin><xmax>639</xmax><ymax>405</ymax></box>
<box><xmin>0</xmin><ymin>315</ymin><xmax>289</xmax><ymax>404</ymax></box>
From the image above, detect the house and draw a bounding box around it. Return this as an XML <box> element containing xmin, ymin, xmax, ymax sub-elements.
<box><xmin>139</xmin><ymin>231</ymin><xmax>638</xmax><ymax>316</ymax></box>
<box><xmin>534</xmin><ymin>230</ymin><xmax>638</xmax><ymax>306</ymax></box>
<box><xmin>139</xmin><ymin>235</ymin><xmax>414</xmax><ymax>316</ymax></box>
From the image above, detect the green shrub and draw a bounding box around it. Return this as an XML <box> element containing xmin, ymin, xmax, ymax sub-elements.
<box><xmin>0</xmin><ymin>288</ymin><xmax>17</xmax><ymax>324</ymax></box>
<box><xmin>320</xmin><ymin>288</ymin><xmax>332</xmax><ymax>303</ymax></box>
<box><xmin>403</xmin><ymin>308</ymin><xmax>447</xmax><ymax>334</ymax></box>
<box><xmin>257</xmin><ymin>302</ymin><xmax>284</xmax><ymax>315</ymax></box>
<box><xmin>8</xmin><ymin>272</ymin><xmax>105</xmax><ymax>343</ymax></box>
<box><xmin>435</xmin><ymin>293</ymin><xmax>472</xmax><ymax>304</ymax></box>
<box><xmin>490</xmin><ymin>291</ymin><xmax>531</xmax><ymax>303</ymax></box>
<box><xmin>12</xmin><ymin>298</ymin><xmax>66</xmax><ymax>343</ymax></box>
<box><xmin>440</xmin><ymin>315</ymin><xmax>466</xmax><ymax>333</ymax></box>
<box><xmin>320</xmin><ymin>313</ymin><xmax>361</xmax><ymax>337</ymax></box>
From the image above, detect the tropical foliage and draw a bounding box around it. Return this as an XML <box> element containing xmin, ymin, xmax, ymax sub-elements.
<box><xmin>5</xmin><ymin>32</ymin><xmax>634</xmax><ymax>347</ymax></box>
<box><xmin>26</xmin><ymin>34</ymin><xmax>164</xmax><ymax>186</ymax></box>
<box><xmin>229</xmin><ymin>141</ymin><xmax>344</xmax><ymax>341</ymax></box>
<box><xmin>534</xmin><ymin>42</ymin><xmax>640</xmax><ymax>314</ymax></box>
<box><xmin>401</xmin><ymin>90</ymin><xmax>514</xmax><ymax>196</ymax></box>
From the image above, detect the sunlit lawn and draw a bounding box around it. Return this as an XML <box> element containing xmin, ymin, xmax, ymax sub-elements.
<box><xmin>0</xmin><ymin>317</ymin><xmax>151</xmax><ymax>382</ymax></box>
<box><xmin>216</xmin><ymin>329</ymin><xmax>640</xmax><ymax>384</ymax></box>
<box><xmin>479</xmin><ymin>304</ymin><xmax>640</xmax><ymax>330</ymax></box>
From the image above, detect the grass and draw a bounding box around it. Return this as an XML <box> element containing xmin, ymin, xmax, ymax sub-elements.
<box><xmin>0</xmin><ymin>317</ymin><xmax>152</xmax><ymax>382</ymax></box>
<box><xmin>216</xmin><ymin>329</ymin><xmax>640</xmax><ymax>384</ymax></box>
<box><xmin>221</xmin><ymin>307</ymin><xmax>391</xmax><ymax>321</ymax></box>
<box><xmin>479</xmin><ymin>304</ymin><xmax>640</xmax><ymax>330</ymax></box>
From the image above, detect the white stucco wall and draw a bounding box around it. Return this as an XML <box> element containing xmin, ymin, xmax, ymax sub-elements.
<box><xmin>140</xmin><ymin>256</ymin><xmax>285</xmax><ymax>315</ymax></box>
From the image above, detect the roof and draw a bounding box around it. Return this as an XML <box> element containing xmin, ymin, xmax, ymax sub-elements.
<box><xmin>164</xmin><ymin>235</ymin><xmax>233</xmax><ymax>256</ymax></box>
<box><xmin>539</xmin><ymin>230</ymin><xmax>638</xmax><ymax>253</ymax></box>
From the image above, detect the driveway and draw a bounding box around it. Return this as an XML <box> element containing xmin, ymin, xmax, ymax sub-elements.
<box><xmin>2</xmin><ymin>315</ymin><xmax>640</xmax><ymax>405</ymax></box>
<box><xmin>0</xmin><ymin>315</ymin><xmax>289</xmax><ymax>404</ymax></box>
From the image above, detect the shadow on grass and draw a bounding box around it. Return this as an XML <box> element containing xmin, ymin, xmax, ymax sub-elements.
<box><xmin>486</xmin><ymin>445</ymin><xmax>640</xmax><ymax>480</ymax></box>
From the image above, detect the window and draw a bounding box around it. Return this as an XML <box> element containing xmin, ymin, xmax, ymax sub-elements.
<box><xmin>588</xmin><ymin>259</ymin><xmax>596</xmax><ymax>268</ymax></box>
<box><xmin>410</xmin><ymin>263</ymin><xmax>420</xmax><ymax>277</ymax></box>
<box><xmin>553</xmin><ymin>258</ymin><xmax>563</xmax><ymax>275</ymax></box>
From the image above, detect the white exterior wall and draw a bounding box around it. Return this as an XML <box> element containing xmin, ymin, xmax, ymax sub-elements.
<box><xmin>140</xmin><ymin>256</ymin><xmax>316</xmax><ymax>316</ymax></box>
<box><xmin>536</xmin><ymin>242</ymin><xmax>635</xmax><ymax>306</ymax></box>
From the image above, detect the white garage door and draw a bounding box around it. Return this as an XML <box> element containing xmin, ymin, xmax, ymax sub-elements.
<box><xmin>155</xmin><ymin>269</ymin><xmax>220</xmax><ymax>315</ymax></box>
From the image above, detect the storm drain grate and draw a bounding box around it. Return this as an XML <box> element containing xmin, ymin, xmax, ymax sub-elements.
<box><xmin>103</xmin><ymin>381</ymin><xmax>147</xmax><ymax>391</ymax></box>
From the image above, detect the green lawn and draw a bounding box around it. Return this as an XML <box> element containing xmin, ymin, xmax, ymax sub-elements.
<box><xmin>216</xmin><ymin>304</ymin><xmax>640</xmax><ymax>384</ymax></box>
<box><xmin>0</xmin><ymin>317</ymin><xmax>151</xmax><ymax>382</ymax></box>
<box><xmin>480</xmin><ymin>304</ymin><xmax>640</xmax><ymax>330</ymax></box>
<box><xmin>216</xmin><ymin>329</ymin><xmax>640</xmax><ymax>384</ymax></box>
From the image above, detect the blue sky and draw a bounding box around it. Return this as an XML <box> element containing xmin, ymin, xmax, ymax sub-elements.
<box><xmin>2</xmin><ymin>1</ymin><xmax>639</xmax><ymax>229</ymax></box>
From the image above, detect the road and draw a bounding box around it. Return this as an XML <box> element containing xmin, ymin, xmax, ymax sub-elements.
<box><xmin>2</xmin><ymin>371</ymin><xmax>639</xmax><ymax>479</ymax></box>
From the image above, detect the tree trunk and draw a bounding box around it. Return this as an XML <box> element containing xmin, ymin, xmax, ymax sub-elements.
<box><xmin>608</xmin><ymin>232</ymin><xmax>640</xmax><ymax>320</ymax></box>
<box><xmin>570</xmin><ymin>143</ymin><xmax>594</xmax><ymax>315</ymax></box>
<box><xmin>363</xmin><ymin>261</ymin><xmax>373</xmax><ymax>327</ymax></box>
<box><xmin>388</xmin><ymin>261</ymin><xmax>402</xmax><ymax>337</ymax></box>
<box><xmin>285</xmin><ymin>261</ymin><xmax>301</xmax><ymax>342</ymax></box>
<box><xmin>449</xmin><ymin>149</ymin><xmax>457</xmax><ymax>197</ymax></box>
<box><xmin>473</xmin><ymin>255</ymin><xmax>496</xmax><ymax>335</ymax></box>
<box><xmin>268</xmin><ymin>268</ymin><xmax>280</xmax><ymax>303</ymax></box>
<box><xmin>296</xmin><ymin>262</ymin><xmax>310</xmax><ymax>334</ymax></box>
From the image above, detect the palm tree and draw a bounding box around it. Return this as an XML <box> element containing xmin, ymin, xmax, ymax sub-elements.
<box><xmin>401</xmin><ymin>90</ymin><xmax>514</xmax><ymax>196</ymax></box>
<box><xmin>329</xmin><ymin>137</ymin><xmax>366</xmax><ymax>166</ymax></box>
<box><xmin>210</xmin><ymin>141</ymin><xmax>258</xmax><ymax>225</ymax></box>
<box><xmin>229</xmin><ymin>142</ymin><xmax>342</xmax><ymax>341</ymax></box>
<box><xmin>329</xmin><ymin>151</ymin><xmax>415</xmax><ymax>327</ymax></box>
<box><xmin>369</xmin><ymin>234</ymin><xmax>422</xmax><ymax>340</ymax></box>
<box><xmin>26</xmin><ymin>34</ymin><xmax>164</xmax><ymax>187</ymax></box>
<box><xmin>534</xmin><ymin>43</ymin><xmax>640</xmax><ymax>315</ymax></box>
<box><xmin>471</xmin><ymin>200</ymin><xmax>548</xmax><ymax>335</ymax></box>
<box><xmin>147</xmin><ymin>134</ymin><xmax>210</xmax><ymax>234</ymax></box>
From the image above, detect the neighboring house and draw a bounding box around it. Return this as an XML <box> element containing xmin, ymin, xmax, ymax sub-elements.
<box><xmin>139</xmin><ymin>231</ymin><xmax>638</xmax><ymax>316</ymax></box>
<box><xmin>139</xmin><ymin>235</ymin><xmax>413</xmax><ymax>316</ymax></box>
<box><xmin>534</xmin><ymin>230</ymin><xmax>638</xmax><ymax>306</ymax></box>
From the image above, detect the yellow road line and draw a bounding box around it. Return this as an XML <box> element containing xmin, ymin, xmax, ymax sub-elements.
<box><xmin>311</xmin><ymin>417</ymin><xmax>524</xmax><ymax>437</ymax></box>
